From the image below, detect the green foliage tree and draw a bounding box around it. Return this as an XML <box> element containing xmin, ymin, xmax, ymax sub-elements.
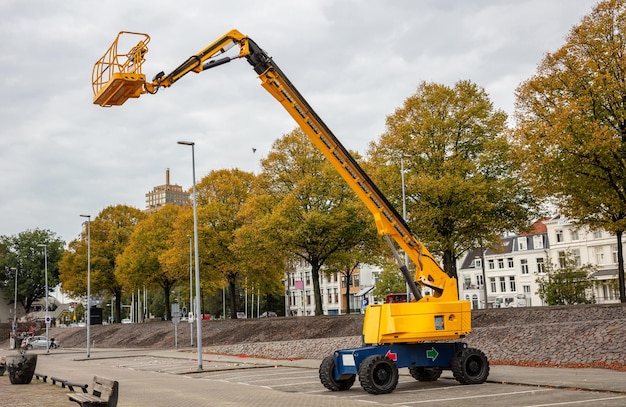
<box><xmin>190</xmin><ymin>168</ymin><xmax>280</xmax><ymax>319</ymax></box>
<box><xmin>59</xmin><ymin>205</ymin><xmax>145</xmax><ymax>322</ymax></box>
<box><xmin>367</xmin><ymin>80</ymin><xmax>536</xmax><ymax>280</ymax></box>
<box><xmin>537</xmin><ymin>252</ymin><xmax>597</xmax><ymax>305</ymax></box>
<box><xmin>372</xmin><ymin>261</ymin><xmax>407</xmax><ymax>301</ymax></box>
<box><xmin>324</xmin><ymin>203</ymin><xmax>382</xmax><ymax>314</ymax></box>
<box><xmin>514</xmin><ymin>0</ymin><xmax>626</xmax><ymax>302</ymax></box>
<box><xmin>116</xmin><ymin>204</ymin><xmax>186</xmax><ymax>320</ymax></box>
<box><xmin>249</xmin><ymin>128</ymin><xmax>381</xmax><ymax>315</ymax></box>
<box><xmin>0</xmin><ymin>229</ymin><xmax>65</xmax><ymax>313</ymax></box>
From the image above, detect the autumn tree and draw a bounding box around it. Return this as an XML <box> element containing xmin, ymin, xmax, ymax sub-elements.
<box><xmin>250</xmin><ymin>128</ymin><xmax>379</xmax><ymax>315</ymax></box>
<box><xmin>514</xmin><ymin>0</ymin><xmax>626</xmax><ymax>302</ymax></box>
<box><xmin>59</xmin><ymin>205</ymin><xmax>145</xmax><ymax>322</ymax></box>
<box><xmin>116</xmin><ymin>204</ymin><xmax>187</xmax><ymax>320</ymax></box>
<box><xmin>191</xmin><ymin>168</ymin><xmax>278</xmax><ymax>319</ymax></box>
<box><xmin>0</xmin><ymin>229</ymin><xmax>65</xmax><ymax>313</ymax></box>
<box><xmin>368</xmin><ymin>80</ymin><xmax>536</xmax><ymax>280</ymax></box>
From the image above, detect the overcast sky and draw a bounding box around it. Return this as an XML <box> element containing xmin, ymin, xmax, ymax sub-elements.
<box><xmin>0</xmin><ymin>0</ymin><xmax>598</xmax><ymax>245</ymax></box>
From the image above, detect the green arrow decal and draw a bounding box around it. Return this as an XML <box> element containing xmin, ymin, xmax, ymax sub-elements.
<box><xmin>426</xmin><ymin>347</ymin><xmax>439</xmax><ymax>361</ymax></box>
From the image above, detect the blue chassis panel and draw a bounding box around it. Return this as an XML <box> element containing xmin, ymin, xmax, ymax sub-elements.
<box><xmin>333</xmin><ymin>342</ymin><xmax>467</xmax><ymax>379</ymax></box>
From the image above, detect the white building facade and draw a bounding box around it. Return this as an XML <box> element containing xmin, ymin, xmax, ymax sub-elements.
<box><xmin>458</xmin><ymin>215</ymin><xmax>622</xmax><ymax>309</ymax></box>
<box><xmin>284</xmin><ymin>260</ymin><xmax>381</xmax><ymax>316</ymax></box>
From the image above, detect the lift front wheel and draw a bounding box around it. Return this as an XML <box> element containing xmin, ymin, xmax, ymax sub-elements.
<box><xmin>451</xmin><ymin>348</ymin><xmax>490</xmax><ymax>385</ymax></box>
<box><xmin>358</xmin><ymin>355</ymin><xmax>399</xmax><ymax>395</ymax></box>
<box><xmin>319</xmin><ymin>355</ymin><xmax>355</xmax><ymax>391</ymax></box>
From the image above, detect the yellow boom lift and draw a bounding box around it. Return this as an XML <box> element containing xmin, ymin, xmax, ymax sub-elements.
<box><xmin>92</xmin><ymin>30</ymin><xmax>489</xmax><ymax>394</ymax></box>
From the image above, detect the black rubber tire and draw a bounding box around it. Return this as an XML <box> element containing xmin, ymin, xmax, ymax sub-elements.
<box><xmin>319</xmin><ymin>355</ymin><xmax>355</xmax><ymax>391</ymax></box>
<box><xmin>358</xmin><ymin>355</ymin><xmax>399</xmax><ymax>395</ymax></box>
<box><xmin>409</xmin><ymin>366</ymin><xmax>443</xmax><ymax>381</ymax></box>
<box><xmin>451</xmin><ymin>348</ymin><xmax>490</xmax><ymax>385</ymax></box>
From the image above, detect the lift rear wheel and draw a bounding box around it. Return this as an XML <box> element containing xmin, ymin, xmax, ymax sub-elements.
<box><xmin>409</xmin><ymin>366</ymin><xmax>442</xmax><ymax>381</ymax></box>
<box><xmin>319</xmin><ymin>355</ymin><xmax>355</xmax><ymax>391</ymax></box>
<box><xmin>451</xmin><ymin>348</ymin><xmax>490</xmax><ymax>385</ymax></box>
<box><xmin>358</xmin><ymin>355</ymin><xmax>399</xmax><ymax>395</ymax></box>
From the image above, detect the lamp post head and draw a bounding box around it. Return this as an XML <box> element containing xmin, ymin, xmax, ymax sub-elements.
<box><xmin>177</xmin><ymin>141</ymin><xmax>194</xmax><ymax>146</ymax></box>
<box><xmin>80</xmin><ymin>214</ymin><xmax>90</xmax><ymax>219</ymax></box>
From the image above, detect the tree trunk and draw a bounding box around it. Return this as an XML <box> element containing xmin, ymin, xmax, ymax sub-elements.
<box><xmin>311</xmin><ymin>262</ymin><xmax>323</xmax><ymax>316</ymax></box>
<box><xmin>114</xmin><ymin>288</ymin><xmax>122</xmax><ymax>323</ymax></box>
<box><xmin>344</xmin><ymin>271</ymin><xmax>351</xmax><ymax>314</ymax></box>
<box><xmin>163</xmin><ymin>286</ymin><xmax>171</xmax><ymax>320</ymax></box>
<box><xmin>442</xmin><ymin>249</ymin><xmax>458</xmax><ymax>281</ymax></box>
<box><xmin>616</xmin><ymin>231</ymin><xmax>626</xmax><ymax>303</ymax></box>
<box><xmin>228</xmin><ymin>277</ymin><xmax>238</xmax><ymax>319</ymax></box>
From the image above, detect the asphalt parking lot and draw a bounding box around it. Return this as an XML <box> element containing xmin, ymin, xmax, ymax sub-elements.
<box><xmin>2</xmin><ymin>348</ymin><xmax>626</xmax><ymax>406</ymax></box>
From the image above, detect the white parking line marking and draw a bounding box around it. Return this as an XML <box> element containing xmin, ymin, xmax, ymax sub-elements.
<box><xmin>523</xmin><ymin>395</ymin><xmax>626</xmax><ymax>407</ymax></box>
<box><xmin>393</xmin><ymin>388</ymin><xmax>554</xmax><ymax>405</ymax></box>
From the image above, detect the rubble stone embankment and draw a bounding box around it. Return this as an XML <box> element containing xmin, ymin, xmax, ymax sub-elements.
<box><xmin>32</xmin><ymin>303</ymin><xmax>626</xmax><ymax>371</ymax></box>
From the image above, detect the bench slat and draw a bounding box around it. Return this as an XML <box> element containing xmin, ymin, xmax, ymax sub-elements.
<box><xmin>67</xmin><ymin>375</ymin><xmax>118</xmax><ymax>407</ymax></box>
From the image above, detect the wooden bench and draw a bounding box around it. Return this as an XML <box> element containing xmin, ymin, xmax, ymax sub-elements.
<box><xmin>51</xmin><ymin>376</ymin><xmax>67</xmax><ymax>387</ymax></box>
<box><xmin>34</xmin><ymin>372</ymin><xmax>48</xmax><ymax>383</ymax></box>
<box><xmin>68</xmin><ymin>376</ymin><xmax>118</xmax><ymax>407</ymax></box>
<box><xmin>66</xmin><ymin>380</ymin><xmax>89</xmax><ymax>393</ymax></box>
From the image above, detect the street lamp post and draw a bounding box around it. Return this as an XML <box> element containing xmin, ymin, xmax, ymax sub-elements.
<box><xmin>80</xmin><ymin>214</ymin><xmax>91</xmax><ymax>358</ymax></box>
<box><xmin>38</xmin><ymin>244</ymin><xmax>50</xmax><ymax>353</ymax></box>
<box><xmin>401</xmin><ymin>154</ymin><xmax>411</xmax><ymax>302</ymax></box>
<box><xmin>188</xmin><ymin>235</ymin><xmax>193</xmax><ymax>346</ymax></box>
<box><xmin>11</xmin><ymin>267</ymin><xmax>17</xmax><ymax>346</ymax></box>
<box><xmin>178</xmin><ymin>140</ymin><xmax>203</xmax><ymax>371</ymax></box>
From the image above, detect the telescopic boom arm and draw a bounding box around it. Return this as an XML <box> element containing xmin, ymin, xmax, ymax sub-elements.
<box><xmin>92</xmin><ymin>29</ymin><xmax>460</xmax><ymax>305</ymax></box>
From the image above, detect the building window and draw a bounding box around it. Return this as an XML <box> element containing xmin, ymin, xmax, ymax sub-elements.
<box><xmin>571</xmin><ymin>230</ymin><xmax>579</xmax><ymax>241</ymax></box>
<box><xmin>489</xmin><ymin>277</ymin><xmax>496</xmax><ymax>293</ymax></box>
<box><xmin>474</xmin><ymin>258</ymin><xmax>482</xmax><ymax>268</ymax></box>
<box><xmin>499</xmin><ymin>277</ymin><xmax>506</xmax><ymax>292</ymax></box>
<box><xmin>354</xmin><ymin>274</ymin><xmax>360</xmax><ymax>287</ymax></box>
<box><xmin>594</xmin><ymin>230</ymin><xmax>603</xmax><ymax>239</ymax></box>
<box><xmin>572</xmin><ymin>249</ymin><xmax>581</xmax><ymax>267</ymax></box>
<box><xmin>518</xmin><ymin>237</ymin><xmax>527</xmax><ymax>251</ymax></box>
<box><xmin>558</xmin><ymin>251</ymin><xmax>567</xmax><ymax>268</ymax></box>
<box><xmin>533</xmin><ymin>235</ymin><xmax>544</xmax><ymax>249</ymax></box>
<box><xmin>476</xmin><ymin>274</ymin><xmax>484</xmax><ymax>287</ymax></box>
<box><xmin>306</xmin><ymin>291</ymin><xmax>311</xmax><ymax>305</ymax></box>
<box><xmin>595</xmin><ymin>247</ymin><xmax>605</xmax><ymax>265</ymax></box>
<box><xmin>521</xmin><ymin>259</ymin><xmax>529</xmax><ymax>274</ymax></box>
<box><xmin>507</xmin><ymin>258</ymin><xmax>514</xmax><ymax>268</ymax></box>
<box><xmin>536</xmin><ymin>257</ymin><xmax>545</xmax><ymax>273</ymax></box>
<box><xmin>488</xmin><ymin>259</ymin><xmax>495</xmax><ymax>270</ymax></box>
<box><xmin>509</xmin><ymin>276</ymin><xmax>516</xmax><ymax>292</ymax></box>
<box><xmin>341</xmin><ymin>276</ymin><xmax>346</xmax><ymax>288</ymax></box>
<box><xmin>523</xmin><ymin>285</ymin><xmax>531</xmax><ymax>305</ymax></box>
<box><xmin>612</xmin><ymin>245</ymin><xmax>618</xmax><ymax>264</ymax></box>
<box><xmin>498</xmin><ymin>258</ymin><xmax>504</xmax><ymax>269</ymax></box>
<box><xmin>334</xmin><ymin>288</ymin><xmax>339</xmax><ymax>303</ymax></box>
<box><xmin>556</xmin><ymin>230</ymin><xmax>564</xmax><ymax>243</ymax></box>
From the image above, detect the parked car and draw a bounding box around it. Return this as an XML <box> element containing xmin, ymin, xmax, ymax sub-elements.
<box><xmin>260</xmin><ymin>311</ymin><xmax>277</xmax><ymax>318</ymax></box>
<box><xmin>22</xmin><ymin>335</ymin><xmax>59</xmax><ymax>350</ymax></box>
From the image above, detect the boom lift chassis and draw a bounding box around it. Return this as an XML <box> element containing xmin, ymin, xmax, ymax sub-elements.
<box><xmin>92</xmin><ymin>29</ymin><xmax>489</xmax><ymax>395</ymax></box>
